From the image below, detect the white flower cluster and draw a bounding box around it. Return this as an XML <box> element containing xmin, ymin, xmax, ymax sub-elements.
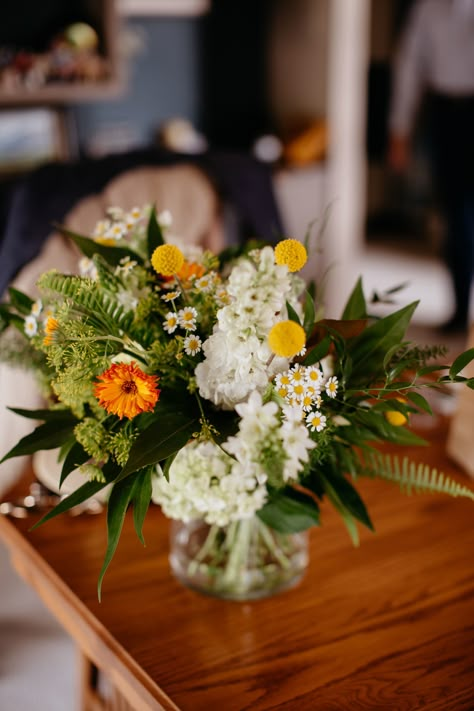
<box><xmin>195</xmin><ymin>247</ymin><xmax>303</xmax><ymax>409</ymax></box>
<box><xmin>226</xmin><ymin>391</ymin><xmax>316</xmax><ymax>486</ymax></box>
<box><xmin>152</xmin><ymin>392</ymin><xmax>315</xmax><ymax>526</ymax></box>
<box><xmin>152</xmin><ymin>439</ymin><xmax>268</xmax><ymax>527</ymax></box>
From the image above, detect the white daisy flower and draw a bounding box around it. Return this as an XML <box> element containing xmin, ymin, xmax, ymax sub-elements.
<box><xmin>306</xmin><ymin>411</ymin><xmax>327</xmax><ymax>432</ymax></box>
<box><xmin>325</xmin><ymin>376</ymin><xmax>339</xmax><ymax>398</ymax></box>
<box><xmin>163</xmin><ymin>312</ymin><xmax>179</xmax><ymax>334</ymax></box>
<box><xmin>31</xmin><ymin>299</ymin><xmax>42</xmax><ymax>317</ymax></box>
<box><xmin>93</xmin><ymin>219</ymin><xmax>111</xmax><ymax>238</ymax></box>
<box><xmin>306</xmin><ymin>366</ymin><xmax>324</xmax><ymax>387</ymax></box>
<box><xmin>289</xmin><ymin>364</ymin><xmax>305</xmax><ymax>384</ymax></box>
<box><xmin>24</xmin><ymin>315</ymin><xmax>38</xmax><ymax>337</ymax></box>
<box><xmin>195</xmin><ymin>273</ymin><xmax>216</xmax><ymax>292</ymax></box>
<box><xmin>161</xmin><ymin>290</ymin><xmax>181</xmax><ymax>303</ymax></box>
<box><xmin>184</xmin><ymin>334</ymin><xmax>202</xmax><ymax>356</ymax></box>
<box><xmin>106</xmin><ymin>206</ymin><xmax>125</xmax><ymax>221</ymax></box>
<box><xmin>178</xmin><ymin>306</ymin><xmax>198</xmax><ymax>331</ymax></box>
<box><xmin>106</xmin><ymin>222</ymin><xmax>126</xmax><ymax>241</ymax></box>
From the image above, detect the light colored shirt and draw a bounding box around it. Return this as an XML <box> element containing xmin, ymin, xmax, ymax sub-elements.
<box><xmin>389</xmin><ymin>0</ymin><xmax>474</xmax><ymax>136</ymax></box>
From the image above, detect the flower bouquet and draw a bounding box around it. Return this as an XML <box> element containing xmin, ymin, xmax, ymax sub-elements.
<box><xmin>1</xmin><ymin>205</ymin><xmax>473</xmax><ymax>600</ymax></box>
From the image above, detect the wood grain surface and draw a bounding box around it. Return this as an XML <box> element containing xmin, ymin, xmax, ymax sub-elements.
<box><xmin>1</xmin><ymin>417</ymin><xmax>473</xmax><ymax>710</ymax></box>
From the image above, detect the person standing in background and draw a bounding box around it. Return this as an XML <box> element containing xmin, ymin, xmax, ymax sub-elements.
<box><xmin>388</xmin><ymin>0</ymin><xmax>474</xmax><ymax>332</ymax></box>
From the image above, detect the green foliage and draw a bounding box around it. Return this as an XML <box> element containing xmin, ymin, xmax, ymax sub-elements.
<box><xmin>358</xmin><ymin>451</ymin><xmax>474</xmax><ymax>501</ymax></box>
<box><xmin>258</xmin><ymin>487</ymin><xmax>320</xmax><ymax>533</ymax></box>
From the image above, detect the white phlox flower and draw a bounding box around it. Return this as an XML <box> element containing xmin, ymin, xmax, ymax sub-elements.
<box><xmin>152</xmin><ymin>440</ymin><xmax>268</xmax><ymax>527</ymax></box>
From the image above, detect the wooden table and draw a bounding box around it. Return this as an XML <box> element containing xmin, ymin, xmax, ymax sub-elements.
<box><xmin>1</xmin><ymin>418</ymin><xmax>474</xmax><ymax>710</ymax></box>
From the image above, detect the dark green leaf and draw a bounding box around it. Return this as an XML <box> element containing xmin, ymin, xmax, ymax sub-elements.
<box><xmin>257</xmin><ymin>487</ymin><xmax>320</xmax><ymax>533</ymax></box>
<box><xmin>303</xmin><ymin>290</ymin><xmax>316</xmax><ymax>336</ymax></box>
<box><xmin>30</xmin><ymin>479</ymin><xmax>109</xmax><ymax>530</ymax></box>
<box><xmin>146</xmin><ymin>205</ymin><xmax>164</xmax><ymax>256</ymax></box>
<box><xmin>406</xmin><ymin>391</ymin><xmax>433</xmax><ymax>415</ymax></box>
<box><xmin>285</xmin><ymin>301</ymin><xmax>301</xmax><ymax>325</ymax></box>
<box><xmin>303</xmin><ymin>335</ymin><xmax>331</xmax><ymax>366</ymax></box>
<box><xmin>7</xmin><ymin>287</ymin><xmax>34</xmax><ymax>314</ymax></box>
<box><xmin>98</xmin><ymin>476</ymin><xmax>137</xmax><ymax>600</ymax></box>
<box><xmin>132</xmin><ymin>468</ymin><xmax>153</xmax><ymax>545</ymax></box>
<box><xmin>449</xmin><ymin>348</ymin><xmax>474</xmax><ymax>378</ymax></box>
<box><xmin>348</xmin><ymin>301</ymin><xmax>419</xmax><ymax>382</ymax></box>
<box><xmin>0</xmin><ymin>421</ymin><xmax>77</xmax><ymax>463</ymax></box>
<box><xmin>322</xmin><ymin>467</ymin><xmax>374</xmax><ymax>531</ymax></box>
<box><xmin>7</xmin><ymin>406</ymin><xmax>77</xmax><ymax>423</ymax></box>
<box><xmin>56</xmin><ymin>225</ymin><xmax>142</xmax><ymax>267</ymax></box>
<box><xmin>341</xmin><ymin>277</ymin><xmax>367</xmax><ymax>320</ymax></box>
<box><xmin>119</xmin><ymin>413</ymin><xmax>199</xmax><ymax>480</ymax></box>
<box><xmin>60</xmin><ymin>441</ymin><xmax>90</xmax><ymax>488</ymax></box>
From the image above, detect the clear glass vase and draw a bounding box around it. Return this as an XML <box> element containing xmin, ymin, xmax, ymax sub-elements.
<box><xmin>169</xmin><ymin>516</ymin><xmax>309</xmax><ymax>601</ymax></box>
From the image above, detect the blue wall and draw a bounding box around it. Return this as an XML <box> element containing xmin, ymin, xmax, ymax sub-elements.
<box><xmin>72</xmin><ymin>16</ymin><xmax>203</xmax><ymax>154</ymax></box>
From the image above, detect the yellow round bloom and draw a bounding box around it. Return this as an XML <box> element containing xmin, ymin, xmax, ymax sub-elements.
<box><xmin>268</xmin><ymin>320</ymin><xmax>306</xmax><ymax>358</ymax></box>
<box><xmin>151</xmin><ymin>244</ymin><xmax>184</xmax><ymax>276</ymax></box>
<box><xmin>94</xmin><ymin>362</ymin><xmax>160</xmax><ymax>419</ymax></box>
<box><xmin>274</xmin><ymin>239</ymin><xmax>307</xmax><ymax>273</ymax></box>
<box><xmin>385</xmin><ymin>397</ymin><xmax>408</xmax><ymax>426</ymax></box>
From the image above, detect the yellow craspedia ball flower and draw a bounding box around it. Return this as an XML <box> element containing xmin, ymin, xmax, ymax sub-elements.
<box><xmin>274</xmin><ymin>239</ymin><xmax>307</xmax><ymax>273</ymax></box>
<box><xmin>151</xmin><ymin>244</ymin><xmax>184</xmax><ymax>276</ymax></box>
<box><xmin>385</xmin><ymin>397</ymin><xmax>408</xmax><ymax>426</ymax></box>
<box><xmin>268</xmin><ymin>320</ymin><xmax>306</xmax><ymax>358</ymax></box>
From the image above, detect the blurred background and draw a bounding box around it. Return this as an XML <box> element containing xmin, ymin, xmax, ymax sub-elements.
<box><xmin>0</xmin><ymin>1</ymin><xmax>472</xmax><ymax>707</ymax></box>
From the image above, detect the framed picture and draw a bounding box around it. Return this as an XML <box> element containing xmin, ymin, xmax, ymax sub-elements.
<box><xmin>0</xmin><ymin>108</ymin><xmax>69</xmax><ymax>175</ymax></box>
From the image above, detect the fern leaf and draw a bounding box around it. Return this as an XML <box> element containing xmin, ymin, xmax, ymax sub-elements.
<box><xmin>358</xmin><ymin>451</ymin><xmax>474</xmax><ymax>500</ymax></box>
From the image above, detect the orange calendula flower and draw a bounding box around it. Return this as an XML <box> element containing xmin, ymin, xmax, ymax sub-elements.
<box><xmin>43</xmin><ymin>316</ymin><xmax>59</xmax><ymax>346</ymax></box>
<box><xmin>94</xmin><ymin>362</ymin><xmax>160</xmax><ymax>419</ymax></box>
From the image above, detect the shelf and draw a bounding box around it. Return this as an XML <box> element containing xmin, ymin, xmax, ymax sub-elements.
<box><xmin>118</xmin><ymin>0</ymin><xmax>209</xmax><ymax>16</ymax></box>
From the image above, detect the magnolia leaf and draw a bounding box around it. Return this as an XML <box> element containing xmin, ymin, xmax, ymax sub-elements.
<box><xmin>56</xmin><ymin>225</ymin><xmax>142</xmax><ymax>266</ymax></box>
<box><xmin>322</xmin><ymin>480</ymin><xmax>360</xmax><ymax>546</ymax></box>
<box><xmin>98</xmin><ymin>475</ymin><xmax>138</xmax><ymax>600</ymax></box>
<box><xmin>119</xmin><ymin>413</ymin><xmax>199</xmax><ymax>480</ymax></box>
<box><xmin>132</xmin><ymin>468</ymin><xmax>153</xmax><ymax>545</ymax></box>
<box><xmin>257</xmin><ymin>487</ymin><xmax>320</xmax><ymax>533</ymax></box>
<box><xmin>307</xmin><ymin>318</ymin><xmax>367</xmax><ymax>348</ymax></box>
<box><xmin>147</xmin><ymin>205</ymin><xmax>165</xmax><ymax>256</ymax></box>
<box><xmin>449</xmin><ymin>348</ymin><xmax>474</xmax><ymax>378</ymax></box>
<box><xmin>341</xmin><ymin>277</ymin><xmax>367</xmax><ymax>320</ymax></box>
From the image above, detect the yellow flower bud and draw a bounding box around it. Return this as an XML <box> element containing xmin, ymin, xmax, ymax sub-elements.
<box><xmin>268</xmin><ymin>320</ymin><xmax>306</xmax><ymax>358</ymax></box>
<box><xmin>274</xmin><ymin>239</ymin><xmax>307</xmax><ymax>273</ymax></box>
<box><xmin>385</xmin><ymin>397</ymin><xmax>408</xmax><ymax>426</ymax></box>
<box><xmin>151</xmin><ymin>244</ymin><xmax>184</xmax><ymax>276</ymax></box>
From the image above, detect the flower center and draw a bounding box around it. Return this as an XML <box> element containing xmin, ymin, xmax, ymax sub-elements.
<box><xmin>121</xmin><ymin>380</ymin><xmax>138</xmax><ymax>394</ymax></box>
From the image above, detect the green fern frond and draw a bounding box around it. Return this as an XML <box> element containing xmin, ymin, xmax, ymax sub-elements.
<box><xmin>38</xmin><ymin>271</ymin><xmax>134</xmax><ymax>334</ymax></box>
<box><xmin>359</xmin><ymin>451</ymin><xmax>474</xmax><ymax>500</ymax></box>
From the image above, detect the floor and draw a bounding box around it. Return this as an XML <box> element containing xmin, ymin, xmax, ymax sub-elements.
<box><xmin>0</xmin><ymin>542</ymin><xmax>76</xmax><ymax>711</ymax></box>
<box><xmin>0</xmin><ymin>242</ymin><xmax>470</xmax><ymax>711</ymax></box>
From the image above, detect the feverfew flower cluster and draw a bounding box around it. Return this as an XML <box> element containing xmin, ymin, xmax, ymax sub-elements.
<box><xmin>195</xmin><ymin>247</ymin><xmax>305</xmax><ymax>409</ymax></box>
<box><xmin>273</xmin><ymin>361</ymin><xmax>339</xmax><ymax>433</ymax></box>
